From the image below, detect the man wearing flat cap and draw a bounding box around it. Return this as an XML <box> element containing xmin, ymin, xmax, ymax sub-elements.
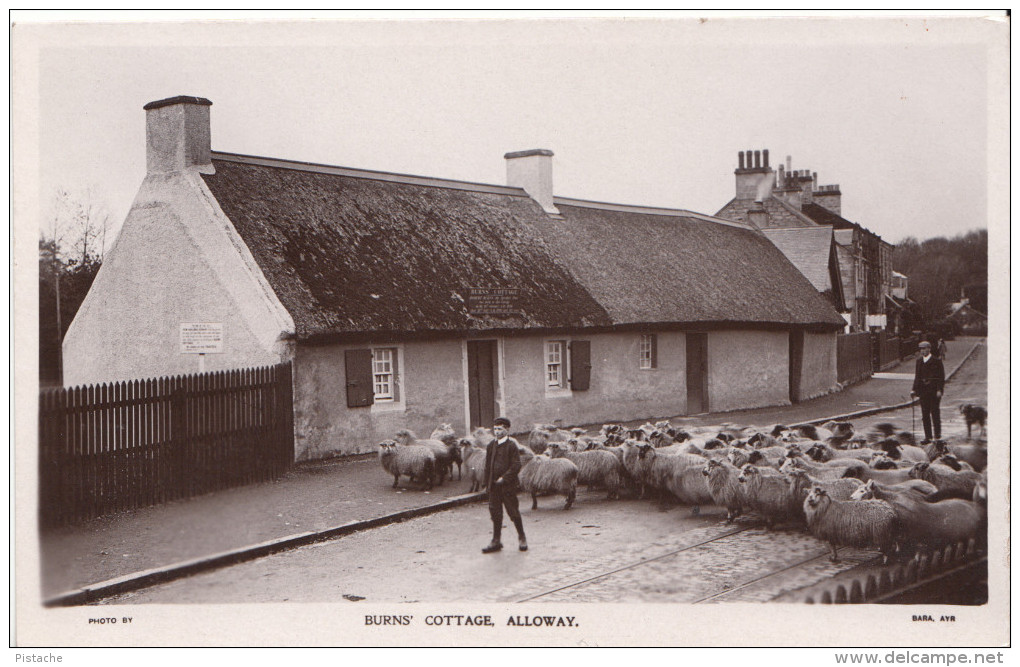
<box><xmin>911</xmin><ymin>340</ymin><xmax>945</xmax><ymax>443</ymax></box>
<box><xmin>482</xmin><ymin>417</ymin><xmax>527</xmax><ymax>553</ymax></box>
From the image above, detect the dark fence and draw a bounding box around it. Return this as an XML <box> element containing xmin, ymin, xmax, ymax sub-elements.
<box><xmin>899</xmin><ymin>334</ymin><xmax>919</xmax><ymax>360</ymax></box>
<box><xmin>39</xmin><ymin>362</ymin><xmax>294</xmax><ymax>528</ymax></box>
<box><xmin>836</xmin><ymin>332</ymin><xmax>872</xmax><ymax>385</ymax></box>
<box><xmin>872</xmin><ymin>331</ymin><xmax>902</xmax><ymax>371</ymax></box>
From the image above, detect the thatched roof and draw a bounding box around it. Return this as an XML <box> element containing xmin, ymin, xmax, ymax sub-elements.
<box><xmin>202</xmin><ymin>153</ymin><xmax>844</xmax><ymax>339</ymax></box>
<box><xmin>542</xmin><ymin>201</ymin><xmax>845</xmax><ymax>328</ymax></box>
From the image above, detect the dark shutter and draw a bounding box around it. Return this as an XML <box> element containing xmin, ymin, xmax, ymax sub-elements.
<box><xmin>650</xmin><ymin>334</ymin><xmax>658</xmax><ymax>369</ymax></box>
<box><xmin>569</xmin><ymin>340</ymin><xmax>591</xmax><ymax>391</ymax></box>
<box><xmin>345</xmin><ymin>349</ymin><xmax>375</xmax><ymax>407</ymax></box>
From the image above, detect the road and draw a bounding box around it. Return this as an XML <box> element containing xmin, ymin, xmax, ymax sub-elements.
<box><xmin>97</xmin><ymin>342</ymin><xmax>987</xmax><ymax>605</ymax></box>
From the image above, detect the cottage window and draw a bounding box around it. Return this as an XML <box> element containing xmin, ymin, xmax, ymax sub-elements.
<box><xmin>639</xmin><ymin>334</ymin><xmax>657</xmax><ymax>369</ymax></box>
<box><xmin>373</xmin><ymin>348</ymin><xmax>399</xmax><ymax>401</ymax></box>
<box><xmin>546</xmin><ymin>340</ymin><xmax>566</xmax><ymax>388</ymax></box>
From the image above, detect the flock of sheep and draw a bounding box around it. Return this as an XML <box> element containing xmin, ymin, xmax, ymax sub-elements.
<box><xmin>378</xmin><ymin>417</ymin><xmax>988</xmax><ymax>564</ymax></box>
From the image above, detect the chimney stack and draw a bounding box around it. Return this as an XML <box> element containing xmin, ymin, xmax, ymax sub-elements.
<box><xmin>504</xmin><ymin>149</ymin><xmax>560</xmax><ymax>216</ymax></box>
<box><xmin>814</xmin><ymin>183</ymin><xmax>843</xmax><ymax>216</ymax></box>
<box><xmin>734</xmin><ymin>147</ymin><xmax>774</xmax><ymax>200</ymax></box>
<box><xmin>144</xmin><ymin>95</ymin><xmax>213</xmax><ymax>174</ymax></box>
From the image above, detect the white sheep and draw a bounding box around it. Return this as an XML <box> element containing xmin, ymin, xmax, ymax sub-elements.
<box><xmin>519</xmin><ymin>454</ymin><xmax>578</xmax><ymax>510</ymax></box>
<box><xmin>737</xmin><ymin>464</ymin><xmax>800</xmax><ymax>529</ymax></box>
<box><xmin>803</xmin><ymin>486</ymin><xmax>897</xmax><ymax>563</ymax></box>
<box><xmin>701</xmin><ymin>458</ymin><xmax>744</xmax><ymax>523</ymax></box>
<box><xmin>395</xmin><ymin>429</ymin><xmax>456</xmax><ymax>486</ymax></box>
<box><xmin>546</xmin><ymin>442</ymin><xmax>625</xmax><ymax>500</ymax></box>
<box><xmin>378</xmin><ymin>440</ymin><xmax>436</xmax><ymax>490</ymax></box>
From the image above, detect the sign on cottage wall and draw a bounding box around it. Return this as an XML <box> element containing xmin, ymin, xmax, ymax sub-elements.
<box><xmin>180</xmin><ymin>322</ymin><xmax>224</xmax><ymax>354</ymax></box>
<box><xmin>467</xmin><ymin>288</ymin><xmax>522</xmax><ymax>316</ymax></box>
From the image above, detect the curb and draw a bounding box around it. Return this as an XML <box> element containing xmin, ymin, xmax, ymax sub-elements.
<box><xmin>45</xmin><ymin>342</ymin><xmax>982</xmax><ymax>607</ymax></box>
<box><xmin>800</xmin><ymin>341</ymin><xmax>981</xmax><ymax>427</ymax></box>
<box><xmin>44</xmin><ymin>490</ymin><xmax>486</xmax><ymax>607</ymax></box>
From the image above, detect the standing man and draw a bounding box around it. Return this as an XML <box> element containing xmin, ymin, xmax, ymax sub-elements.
<box><xmin>911</xmin><ymin>340</ymin><xmax>945</xmax><ymax>444</ymax></box>
<box><xmin>482</xmin><ymin>417</ymin><xmax>527</xmax><ymax>553</ymax></box>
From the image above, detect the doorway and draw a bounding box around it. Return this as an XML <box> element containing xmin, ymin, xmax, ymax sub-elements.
<box><xmin>466</xmin><ymin>340</ymin><xmax>499</xmax><ymax>430</ymax></box>
<box><xmin>686</xmin><ymin>332</ymin><xmax>708</xmax><ymax>414</ymax></box>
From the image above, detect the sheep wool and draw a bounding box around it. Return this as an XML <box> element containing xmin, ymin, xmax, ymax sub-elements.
<box><xmin>803</xmin><ymin>486</ymin><xmax>897</xmax><ymax>563</ymax></box>
<box><xmin>519</xmin><ymin>454</ymin><xmax>578</xmax><ymax>510</ymax></box>
<box><xmin>909</xmin><ymin>462</ymin><xmax>984</xmax><ymax>500</ymax></box>
<box><xmin>378</xmin><ymin>440</ymin><xmax>436</xmax><ymax>490</ymax></box>
<box><xmin>546</xmin><ymin>443</ymin><xmax>625</xmax><ymax>500</ymax></box>
<box><xmin>737</xmin><ymin>464</ymin><xmax>800</xmax><ymax>528</ymax></box>
<box><xmin>851</xmin><ymin>479</ymin><xmax>982</xmax><ymax>554</ymax></box>
<box><xmin>395</xmin><ymin>429</ymin><xmax>456</xmax><ymax>486</ymax></box>
<box><xmin>460</xmin><ymin>442</ymin><xmax>488</xmax><ymax>493</ymax></box>
<box><xmin>702</xmin><ymin>459</ymin><xmax>744</xmax><ymax>523</ymax></box>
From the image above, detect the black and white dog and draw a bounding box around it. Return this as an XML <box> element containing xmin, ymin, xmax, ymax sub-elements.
<box><xmin>959</xmin><ymin>404</ymin><xmax>987</xmax><ymax>440</ymax></box>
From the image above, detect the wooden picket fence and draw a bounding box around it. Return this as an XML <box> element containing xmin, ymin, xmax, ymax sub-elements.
<box><xmin>38</xmin><ymin>362</ymin><xmax>294</xmax><ymax>528</ymax></box>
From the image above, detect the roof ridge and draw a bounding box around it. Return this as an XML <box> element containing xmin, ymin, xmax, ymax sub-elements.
<box><xmin>210</xmin><ymin>151</ymin><xmax>530</xmax><ymax>197</ymax></box>
<box><xmin>554</xmin><ymin>196</ymin><xmax>754</xmax><ymax>230</ymax></box>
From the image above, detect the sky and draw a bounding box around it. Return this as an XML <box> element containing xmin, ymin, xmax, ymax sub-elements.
<box><xmin>17</xmin><ymin>14</ymin><xmax>1008</xmax><ymax>251</ymax></box>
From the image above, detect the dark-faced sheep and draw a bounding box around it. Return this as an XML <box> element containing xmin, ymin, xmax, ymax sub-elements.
<box><xmin>546</xmin><ymin>442</ymin><xmax>625</xmax><ymax>500</ymax></box>
<box><xmin>803</xmin><ymin>486</ymin><xmax>897</xmax><ymax>563</ymax></box>
<box><xmin>702</xmin><ymin>458</ymin><xmax>744</xmax><ymax>523</ymax></box>
<box><xmin>850</xmin><ymin>479</ymin><xmax>983</xmax><ymax>555</ymax></box>
<box><xmin>874</xmin><ymin>438</ymin><xmax>928</xmax><ymax>464</ymax></box>
<box><xmin>925</xmin><ymin>439</ymin><xmax>987</xmax><ymax>473</ymax></box>
<box><xmin>519</xmin><ymin>454</ymin><xmax>578</xmax><ymax>510</ymax></box>
<box><xmin>429</xmin><ymin>423</ymin><xmax>463</xmax><ymax>479</ymax></box>
<box><xmin>378</xmin><ymin>440</ymin><xmax>436</xmax><ymax>490</ymax></box>
<box><xmin>737</xmin><ymin>464</ymin><xmax>800</xmax><ymax>529</ymax></box>
<box><xmin>395</xmin><ymin>429</ymin><xmax>455</xmax><ymax>486</ymax></box>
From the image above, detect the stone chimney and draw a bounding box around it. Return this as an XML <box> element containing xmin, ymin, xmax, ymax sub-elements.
<box><xmin>814</xmin><ymin>183</ymin><xmax>842</xmax><ymax>216</ymax></box>
<box><xmin>144</xmin><ymin>95</ymin><xmax>213</xmax><ymax>174</ymax></box>
<box><xmin>734</xmin><ymin>148</ymin><xmax>774</xmax><ymax>200</ymax></box>
<box><xmin>505</xmin><ymin>149</ymin><xmax>561</xmax><ymax>216</ymax></box>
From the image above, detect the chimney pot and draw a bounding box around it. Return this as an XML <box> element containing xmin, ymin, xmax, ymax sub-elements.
<box><xmin>738</xmin><ymin>151</ymin><xmax>745</xmax><ymax>169</ymax></box>
<box><xmin>763</xmin><ymin>149</ymin><xmax>770</xmax><ymax>168</ymax></box>
<box><xmin>144</xmin><ymin>95</ymin><xmax>213</xmax><ymax>174</ymax></box>
<box><xmin>754</xmin><ymin>150</ymin><xmax>761</xmax><ymax>168</ymax></box>
<box><xmin>786</xmin><ymin>155</ymin><xmax>792</xmax><ymax>172</ymax></box>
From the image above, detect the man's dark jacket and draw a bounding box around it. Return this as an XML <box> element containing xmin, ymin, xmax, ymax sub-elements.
<box><xmin>912</xmin><ymin>355</ymin><xmax>945</xmax><ymax>395</ymax></box>
<box><xmin>484</xmin><ymin>437</ymin><xmax>522</xmax><ymax>491</ymax></box>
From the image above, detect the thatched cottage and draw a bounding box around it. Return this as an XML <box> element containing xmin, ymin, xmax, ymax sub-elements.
<box><xmin>63</xmin><ymin>96</ymin><xmax>845</xmax><ymax>460</ymax></box>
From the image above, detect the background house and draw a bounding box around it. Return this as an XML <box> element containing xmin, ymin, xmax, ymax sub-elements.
<box><xmin>716</xmin><ymin>150</ymin><xmax>895</xmax><ymax>333</ymax></box>
<box><xmin>64</xmin><ymin>97</ymin><xmax>846</xmax><ymax>460</ymax></box>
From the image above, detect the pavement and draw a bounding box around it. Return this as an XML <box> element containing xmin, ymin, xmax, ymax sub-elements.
<box><xmin>38</xmin><ymin>337</ymin><xmax>984</xmax><ymax>605</ymax></box>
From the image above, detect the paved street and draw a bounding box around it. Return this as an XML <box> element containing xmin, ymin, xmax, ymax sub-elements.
<box><xmin>41</xmin><ymin>340</ymin><xmax>987</xmax><ymax>607</ymax></box>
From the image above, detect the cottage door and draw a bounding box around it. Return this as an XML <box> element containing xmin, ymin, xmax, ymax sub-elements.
<box><xmin>686</xmin><ymin>332</ymin><xmax>709</xmax><ymax>414</ymax></box>
<box><xmin>467</xmin><ymin>340</ymin><xmax>499</xmax><ymax>430</ymax></box>
<box><xmin>789</xmin><ymin>330</ymin><xmax>805</xmax><ymax>403</ymax></box>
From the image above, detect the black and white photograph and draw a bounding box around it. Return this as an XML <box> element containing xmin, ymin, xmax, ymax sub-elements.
<box><xmin>11</xmin><ymin>11</ymin><xmax>1009</xmax><ymax>650</ymax></box>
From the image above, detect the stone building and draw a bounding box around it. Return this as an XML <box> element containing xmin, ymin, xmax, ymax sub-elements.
<box><xmin>716</xmin><ymin>149</ymin><xmax>895</xmax><ymax>333</ymax></box>
<box><xmin>63</xmin><ymin>97</ymin><xmax>845</xmax><ymax>460</ymax></box>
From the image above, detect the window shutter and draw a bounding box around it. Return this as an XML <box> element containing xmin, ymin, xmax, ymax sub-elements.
<box><xmin>344</xmin><ymin>349</ymin><xmax>375</xmax><ymax>407</ymax></box>
<box><xmin>569</xmin><ymin>340</ymin><xmax>591</xmax><ymax>391</ymax></box>
<box><xmin>650</xmin><ymin>334</ymin><xmax>658</xmax><ymax>369</ymax></box>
